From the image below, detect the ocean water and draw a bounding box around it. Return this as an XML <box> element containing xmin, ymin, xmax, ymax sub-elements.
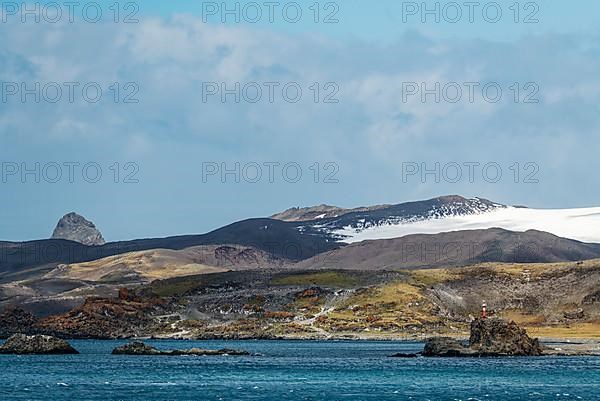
<box><xmin>0</xmin><ymin>340</ymin><xmax>598</xmax><ymax>400</ymax></box>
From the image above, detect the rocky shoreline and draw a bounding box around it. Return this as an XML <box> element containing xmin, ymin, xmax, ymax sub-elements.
<box><xmin>1</xmin><ymin>318</ymin><xmax>599</xmax><ymax>357</ymax></box>
<box><xmin>3</xmin><ymin>261</ymin><xmax>600</xmax><ymax>348</ymax></box>
<box><xmin>2</xmin><ymin>302</ymin><xmax>600</xmax><ymax>357</ymax></box>
<box><xmin>2</xmin><ymin>263</ymin><xmax>600</xmax><ymax>357</ymax></box>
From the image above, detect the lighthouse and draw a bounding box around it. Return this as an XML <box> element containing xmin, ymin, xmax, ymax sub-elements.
<box><xmin>481</xmin><ymin>301</ymin><xmax>487</xmax><ymax>319</ymax></box>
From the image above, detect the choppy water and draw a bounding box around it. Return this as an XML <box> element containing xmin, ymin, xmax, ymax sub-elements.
<box><xmin>0</xmin><ymin>340</ymin><xmax>598</xmax><ymax>400</ymax></box>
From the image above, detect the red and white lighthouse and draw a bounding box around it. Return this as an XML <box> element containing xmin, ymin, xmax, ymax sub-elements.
<box><xmin>481</xmin><ymin>301</ymin><xmax>487</xmax><ymax>319</ymax></box>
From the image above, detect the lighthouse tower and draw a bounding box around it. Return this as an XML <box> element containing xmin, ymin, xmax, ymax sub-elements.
<box><xmin>481</xmin><ymin>301</ymin><xmax>487</xmax><ymax>319</ymax></box>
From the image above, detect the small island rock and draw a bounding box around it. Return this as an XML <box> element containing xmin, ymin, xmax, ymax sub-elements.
<box><xmin>0</xmin><ymin>334</ymin><xmax>79</xmax><ymax>354</ymax></box>
<box><xmin>389</xmin><ymin>352</ymin><xmax>419</xmax><ymax>358</ymax></box>
<box><xmin>422</xmin><ymin>318</ymin><xmax>543</xmax><ymax>357</ymax></box>
<box><xmin>112</xmin><ymin>341</ymin><xmax>250</xmax><ymax>356</ymax></box>
<box><xmin>112</xmin><ymin>341</ymin><xmax>162</xmax><ymax>355</ymax></box>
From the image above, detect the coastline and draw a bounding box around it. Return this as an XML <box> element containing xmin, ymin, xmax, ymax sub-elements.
<box><xmin>5</xmin><ymin>333</ymin><xmax>600</xmax><ymax>345</ymax></box>
<box><xmin>2</xmin><ymin>332</ymin><xmax>600</xmax><ymax>356</ymax></box>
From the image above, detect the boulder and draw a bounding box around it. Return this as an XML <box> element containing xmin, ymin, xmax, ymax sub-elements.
<box><xmin>423</xmin><ymin>318</ymin><xmax>543</xmax><ymax>357</ymax></box>
<box><xmin>112</xmin><ymin>341</ymin><xmax>250</xmax><ymax>356</ymax></box>
<box><xmin>0</xmin><ymin>334</ymin><xmax>79</xmax><ymax>354</ymax></box>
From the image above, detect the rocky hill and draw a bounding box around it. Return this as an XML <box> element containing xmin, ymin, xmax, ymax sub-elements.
<box><xmin>277</xmin><ymin>196</ymin><xmax>600</xmax><ymax>245</ymax></box>
<box><xmin>0</xmin><ymin>217</ymin><xmax>341</xmax><ymax>283</ymax></box>
<box><xmin>51</xmin><ymin>212</ymin><xmax>105</xmax><ymax>246</ymax></box>
<box><xmin>296</xmin><ymin>228</ymin><xmax>600</xmax><ymax>270</ymax></box>
<box><xmin>3</xmin><ymin>259</ymin><xmax>599</xmax><ymax>340</ymax></box>
<box><xmin>269</xmin><ymin>196</ymin><xmax>505</xmax><ymax>243</ymax></box>
<box><xmin>44</xmin><ymin>244</ymin><xmax>290</xmax><ymax>283</ymax></box>
<box><xmin>5</xmin><ymin>196</ymin><xmax>600</xmax><ymax>285</ymax></box>
<box><xmin>4</xmin><ymin>227</ymin><xmax>600</xmax><ymax>318</ymax></box>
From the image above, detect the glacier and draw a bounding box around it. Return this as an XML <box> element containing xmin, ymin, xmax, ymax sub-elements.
<box><xmin>333</xmin><ymin>206</ymin><xmax>600</xmax><ymax>244</ymax></box>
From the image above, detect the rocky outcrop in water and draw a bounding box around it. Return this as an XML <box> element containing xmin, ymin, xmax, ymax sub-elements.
<box><xmin>112</xmin><ymin>341</ymin><xmax>250</xmax><ymax>356</ymax></box>
<box><xmin>423</xmin><ymin>318</ymin><xmax>543</xmax><ymax>357</ymax></box>
<box><xmin>389</xmin><ymin>352</ymin><xmax>419</xmax><ymax>358</ymax></box>
<box><xmin>422</xmin><ymin>337</ymin><xmax>475</xmax><ymax>357</ymax></box>
<box><xmin>112</xmin><ymin>341</ymin><xmax>162</xmax><ymax>355</ymax></box>
<box><xmin>51</xmin><ymin>212</ymin><xmax>105</xmax><ymax>246</ymax></box>
<box><xmin>0</xmin><ymin>334</ymin><xmax>79</xmax><ymax>354</ymax></box>
<box><xmin>469</xmin><ymin>318</ymin><xmax>543</xmax><ymax>356</ymax></box>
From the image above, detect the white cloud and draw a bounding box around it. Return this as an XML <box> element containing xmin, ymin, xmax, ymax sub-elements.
<box><xmin>1</xmin><ymin>16</ymin><xmax>600</xmax><ymax>239</ymax></box>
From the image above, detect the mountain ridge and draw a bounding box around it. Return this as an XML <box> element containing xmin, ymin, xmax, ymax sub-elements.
<box><xmin>271</xmin><ymin>195</ymin><xmax>502</xmax><ymax>223</ymax></box>
<box><xmin>296</xmin><ymin>228</ymin><xmax>600</xmax><ymax>271</ymax></box>
<box><xmin>3</xmin><ymin>195</ymin><xmax>600</xmax><ymax>282</ymax></box>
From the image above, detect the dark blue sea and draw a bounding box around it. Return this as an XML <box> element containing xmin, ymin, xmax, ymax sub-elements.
<box><xmin>0</xmin><ymin>340</ymin><xmax>598</xmax><ymax>400</ymax></box>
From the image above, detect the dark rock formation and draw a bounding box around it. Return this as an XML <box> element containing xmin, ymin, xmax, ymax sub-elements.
<box><xmin>36</xmin><ymin>297</ymin><xmax>165</xmax><ymax>339</ymax></box>
<box><xmin>423</xmin><ymin>318</ymin><xmax>543</xmax><ymax>357</ymax></box>
<box><xmin>51</xmin><ymin>212</ymin><xmax>105</xmax><ymax>246</ymax></box>
<box><xmin>112</xmin><ymin>341</ymin><xmax>250</xmax><ymax>356</ymax></box>
<box><xmin>0</xmin><ymin>295</ymin><xmax>167</xmax><ymax>340</ymax></box>
<box><xmin>0</xmin><ymin>307</ymin><xmax>38</xmax><ymax>338</ymax></box>
<box><xmin>422</xmin><ymin>337</ymin><xmax>476</xmax><ymax>357</ymax></box>
<box><xmin>112</xmin><ymin>341</ymin><xmax>161</xmax><ymax>355</ymax></box>
<box><xmin>389</xmin><ymin>352</ymin><xmax>419</xmax><ymax>358</ymax></box>
<box><xmin>0</xmin><ymin>334</ymin><xmax>79</xmax><ymax>354</ymax></box>
<box><xmin>469</xmin><ymin>318</ymin><xmax>543</xmax><ymax>356</ymax></box>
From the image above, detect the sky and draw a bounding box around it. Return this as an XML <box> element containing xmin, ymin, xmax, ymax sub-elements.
<box><xmin>1</xmin><ymin>0</ymin><xmax>600</xmax><ymax>242</ymax></box>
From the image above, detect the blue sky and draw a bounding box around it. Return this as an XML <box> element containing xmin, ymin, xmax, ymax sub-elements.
<box><xmin>138</xmin><ymin>0</ymin><xmax>600</xmax><ymax>41</ymax></box>
<box><xmin>2</xmin><ymin>1</ymin><xmax>600</xmax><ymax>241</ymax></box>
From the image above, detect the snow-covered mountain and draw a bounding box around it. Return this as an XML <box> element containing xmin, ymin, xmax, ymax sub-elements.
<box><xmin>333</xmin><ymin>205</ymin><xmax>600</xmax><ymax>244</ymax></box>
<box><xmin>284</xmin><ymin>196</ymin><xmax>600</xmax><ymax>244</ymax></box>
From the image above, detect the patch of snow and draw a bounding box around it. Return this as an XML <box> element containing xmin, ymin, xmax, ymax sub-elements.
<box><xmin>334</xmin><ymin>206</ymin><xmax>600</xmax><ymax>244</ymax></box>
